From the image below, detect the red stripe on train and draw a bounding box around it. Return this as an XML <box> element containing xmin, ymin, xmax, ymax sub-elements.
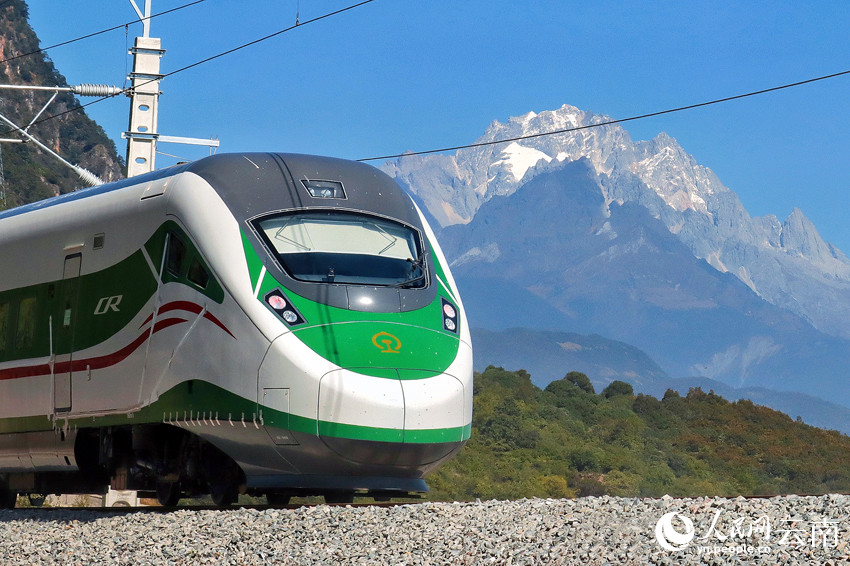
<box><xmin>0</xmin><ymin>317</ymin><xmax>188</xmax><ymax>381</ymax></box>
<box><xmin>139</xmin><ymin>301</ymin><xmax>235</xmax><ymax>338</ymax></box>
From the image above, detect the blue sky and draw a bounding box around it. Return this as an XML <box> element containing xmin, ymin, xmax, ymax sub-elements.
<box><xmin>25</xmin><ymin>1</ymin><xmax>850</xmax><ymax>251</ymax></box>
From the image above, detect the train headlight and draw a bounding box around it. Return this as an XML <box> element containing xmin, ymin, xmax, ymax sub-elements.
<box><xmin>441</xmin><ymin>298</ymin><xmax>459</xmax><ymax>334</ymax></box>
<box><xmin>265</xmin><ymin>289</ymin><xmax>306</xmax><ymax>326</ymax></box>
<box><xmin>443</xmin><ymin>303</ymin><xmax>456</xmax><ymax>319</ymax></box>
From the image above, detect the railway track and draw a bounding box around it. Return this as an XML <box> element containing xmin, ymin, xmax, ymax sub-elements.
<box><xmin>8</xmin><ymin>490</ymin><xmax>844</xmax><ymax>514</ymax></box>
<box><xmin>8</xmin><ymin>493</ymin><xmax>425</xmax><ymax>513</ymax></box>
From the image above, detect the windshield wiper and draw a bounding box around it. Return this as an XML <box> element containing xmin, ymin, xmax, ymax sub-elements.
<box><xmin>393</xmin><ymin>273</ymin><xmax>426</xmax><ymax>288</ymax></box>
<box><xmin>392</xmin><ymin>255</ymin><xmax>427</xmax><ymax>288</ymax></box>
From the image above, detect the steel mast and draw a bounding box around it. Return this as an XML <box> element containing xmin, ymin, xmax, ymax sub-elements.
<box><xmin>124</xmin><ymin>1</ymin><xmax>220</xmax><ymax>177</ymax></box>
<box><xmin>125</xmin><ymin>0</ymin><xmax>163</xmax><ymax>177</ymax></box>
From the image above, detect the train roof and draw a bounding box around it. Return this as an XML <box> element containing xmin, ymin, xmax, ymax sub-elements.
<box><xmin>185</xmin><ymin>153</ymin><xmax>420</xmax><ymax>228</ymax></box>
<box><xmin>0</xmin><ymin>161</ymin><xmax>190</xmax><ymax>222</ymax></box>
<box><xmin>0</xmin><ymin>153</ymin><xmax>418</xmax><ymax>227</ymax></box>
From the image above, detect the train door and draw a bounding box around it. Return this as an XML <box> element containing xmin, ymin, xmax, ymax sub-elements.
<box><xmin>54</xmin><ymin>253</ymin><xmax>81</xmax><ymax>413</ymax></box>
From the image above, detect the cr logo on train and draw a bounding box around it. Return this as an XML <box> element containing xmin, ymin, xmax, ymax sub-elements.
<box><xmin>94</xmin><ymin>295</ymin><xmax>123</xmax><ymax>315</ymax></box>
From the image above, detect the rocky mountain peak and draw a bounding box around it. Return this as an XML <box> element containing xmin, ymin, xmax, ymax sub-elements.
<box><xmin>778</xmin><ymin>208</ymin><xmax>849</xmax><ymax>278</ymax></box>
<box><xmin>629</xmin><ymin>133</ymin><xmax>715</xmax><ymax>215</ymax></box>
<box><xmin>781</xmin><ymin>208</ymin><xmax>823</xmax><ymax>256</ymax></box>
<box><xmin>384</xmin><ymin>103</ymin><xmax>850</xmax><ymax>341</ymax></box>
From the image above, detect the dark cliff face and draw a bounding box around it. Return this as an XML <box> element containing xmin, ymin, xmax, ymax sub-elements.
<box><xmin>0</xmin><ymin>0</ymin><xmax>124</xmax><ymax>210</ymax></box>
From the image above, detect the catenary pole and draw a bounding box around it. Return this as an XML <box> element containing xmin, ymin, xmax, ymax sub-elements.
<box><xmin>123</xmin><ymin>0</ymin><xmax>219</xmax><ymax>177</ymax></box>
<box><xmin>125</xmin><ymin>0</ymin><xmax>163</xmax><ymax>176</ymax></box>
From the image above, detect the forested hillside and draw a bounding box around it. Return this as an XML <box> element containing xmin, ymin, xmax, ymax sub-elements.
<box><xmin>0</xmin><ymin>0</ymin><xmax>123</xmax><ymax>210</ymax></box>
<box><xmin>426</xmin><ymin>366</ymin><xmax>850</xmax><ymax>501</ymax></box>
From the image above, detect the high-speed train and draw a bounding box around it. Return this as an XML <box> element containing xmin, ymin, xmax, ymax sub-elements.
<box><xmin>0</xmin><ymin>153</ymin><xmax>472</xmax><ymax>507</ymax></box>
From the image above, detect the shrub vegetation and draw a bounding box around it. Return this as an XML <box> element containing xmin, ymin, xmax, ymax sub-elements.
<box><xmin>425</xmin><ymin>366</ymin><xmax>850</xmax><ymax>501</ymax></box>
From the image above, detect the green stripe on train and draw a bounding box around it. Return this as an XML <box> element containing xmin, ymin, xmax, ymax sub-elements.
<box><xmin>0</xmin><ymin>249</ymin><xmax>156</xmax><ymax>363</ymax></box>
<box><xmin>0</xmin><ymin>381</ymin><xmax>471</xmax><ymax>444</ymax></box>
<box><xmin>0</xmin><ymin>222</ymin><xmax>223</xmax><ymax>364</ymax></box>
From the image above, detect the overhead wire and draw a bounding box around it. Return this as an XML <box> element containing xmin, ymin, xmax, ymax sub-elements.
<box><xmin>357</xmin><ymin>68</ymin><xmax>850</xmax><ymax>162</ymax></box>
<box><xmin>157</xmin><ymin>0</ymin><xmax>375</xmax><ymax>84</ymax></box>
<box><xmin>0</xmin><ymin>0</ymin><xmax>376</xmax><ymax>139</ymax></box>
<box><xmin>0</xmin><ymin>0</ymin><xmax>208</xmax><ymax>66</ymax></box>
<box><xmin>5</xmin><ymin>0</ymin><xmax>847</xmax><ymax>169</ymax></box>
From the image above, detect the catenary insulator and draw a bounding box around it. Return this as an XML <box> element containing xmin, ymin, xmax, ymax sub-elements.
<box><xmin>71</xmin><ymin>84</ymin><xmax>123</xmax><ymax>97</ymax></box>
<box><xmin>73</xmin><ymin>165</ymin><xmax>104</xmax><ymax>187</ymax></box>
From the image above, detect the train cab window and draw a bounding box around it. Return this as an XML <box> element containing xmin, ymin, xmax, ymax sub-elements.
<box><xmin>187</xmin><ymin>258</ymin><xmax>210</xmax><ymax>289</ymax></box>
<box><xmin>165</xmin><ymin>234</ymin><xmax>186</xmax><ymax>277</ymax></box>
<box><xmin>15</xmin><ymin>297</ymin><xmax>37</xmax><ymax>350</ymax></box>
<box><xmin>254</xmin><ymin>212</ymin><xmax>426</xmax><ymax>288</ymax></box>
<box><xmin>0</xmin><ymin>302</ymin><xmax>7</xmax><ymax>353</ymax></box>
<box><xmin>154</xmin><ymin>226</ymin><xmax>224</xmax><ymax>303</ymax></box>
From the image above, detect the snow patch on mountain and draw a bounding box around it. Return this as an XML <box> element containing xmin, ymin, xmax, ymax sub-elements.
<box><xmin>491</xmin><ymin>142</ymin><xmax>552</xmax><ymax>181</ymax></box>
<box><xmin>450</xmin><ymin>242</ymin><xmax>501</xmax><ymax>268</ymax></box>
<box><xmin>692</xmin><ymin>336</ymin><xmax>783</xmax><ymax>387</ymax></box>
<box><xmin>439</xmin><ymin>201</ymin><xmax>470</xmax><ymax>225</ymax></box>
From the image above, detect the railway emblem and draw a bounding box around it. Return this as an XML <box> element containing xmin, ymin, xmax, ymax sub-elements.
<box><xmin>372</xmin><ymin>332</ymin><xmax>401</xmax><ymax>354</ymax></box>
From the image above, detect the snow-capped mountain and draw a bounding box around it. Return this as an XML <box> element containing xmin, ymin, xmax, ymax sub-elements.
<box><xmin>434</xmin><ymin>157</ymin><xmax>850</xmax><ymax>398</ymax></box>
<box><xmin>384</xmin><ymin>105</ymin><xmax>637</xmax><ymax>225</ymax></box>
<box><xmin>383</xmin><ymin>104</ymin><xmax>850</xmax><ymax>342</ymax></box>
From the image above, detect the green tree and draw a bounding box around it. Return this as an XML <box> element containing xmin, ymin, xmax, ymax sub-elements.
<box><xmin>601</xmin><ymin>380</ymin><xmax>634</xmax><ymax>398</ymax></box>
<box><xmin>565</xmin><ymin>371</ymin><xmax>595</xmax><ymax>394</ymax></box>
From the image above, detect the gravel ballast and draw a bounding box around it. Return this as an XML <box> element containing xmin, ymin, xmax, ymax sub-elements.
<box><xmin>0</xmin><ymin>494</ymin><xmax>848</xmax><ymax>565</ymax></box>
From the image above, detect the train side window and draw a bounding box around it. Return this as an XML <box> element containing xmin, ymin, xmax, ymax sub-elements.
<box><xmin>187</xmin><ymin>258</ymin><xmax>210</xmax><ymax>289</ymax></box>
<box><xmin>0</xmin><ymin>302</ymin><xmax>8</xmax><ymax>353</ymax></box>
<box><xmin>15</xmin><ymin>297</ymin><xmax>37</xmax><ymax>350</ymax></box>
<box><xmin>166</xmin><ymin>234</ymin><xmax>186</xmax><ymax>277</ymax></box>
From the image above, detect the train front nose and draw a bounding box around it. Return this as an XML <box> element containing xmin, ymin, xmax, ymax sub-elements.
<box><xmin>259</xmin><ymin>321</ymin><xmax>472</xmax><ymax>477</ymax></box>
<box><xmin>317</xmin><ymin>367</ymin><xmax>468</xmax><ymax>467</ymax></box>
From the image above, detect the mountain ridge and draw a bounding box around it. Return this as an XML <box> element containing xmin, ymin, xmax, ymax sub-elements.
<box><xmin>384</xmin><ymin>104</ymin><xmax>850</xmax><ymax>341</ymax></box>
<box><xmin>443</xmin><ymin>158</ymin><xmax>850</xmax><ymax>395</ymax></box>
<box><xmin>385</xmin><ymin>104</ymin><xmax>850</xmax><ymax>413</ymax></box>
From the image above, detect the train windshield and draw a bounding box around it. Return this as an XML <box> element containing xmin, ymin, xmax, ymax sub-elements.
<box><xmin>254</xmin><ymin>212</ymin><xmax>426</xmax><ymax>287</ymax></box>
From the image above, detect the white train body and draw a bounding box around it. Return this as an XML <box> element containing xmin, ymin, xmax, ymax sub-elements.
<box><xmin>0</xmin><ymin>153</ymin><xmax>472</xmax><ymax>505</ymax></box>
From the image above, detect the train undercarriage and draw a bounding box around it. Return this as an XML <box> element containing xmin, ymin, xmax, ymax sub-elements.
<box><xmin>0</xmin><ymin>424</ymin><xmax>417</xmax><ymax>509</ymax></box>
